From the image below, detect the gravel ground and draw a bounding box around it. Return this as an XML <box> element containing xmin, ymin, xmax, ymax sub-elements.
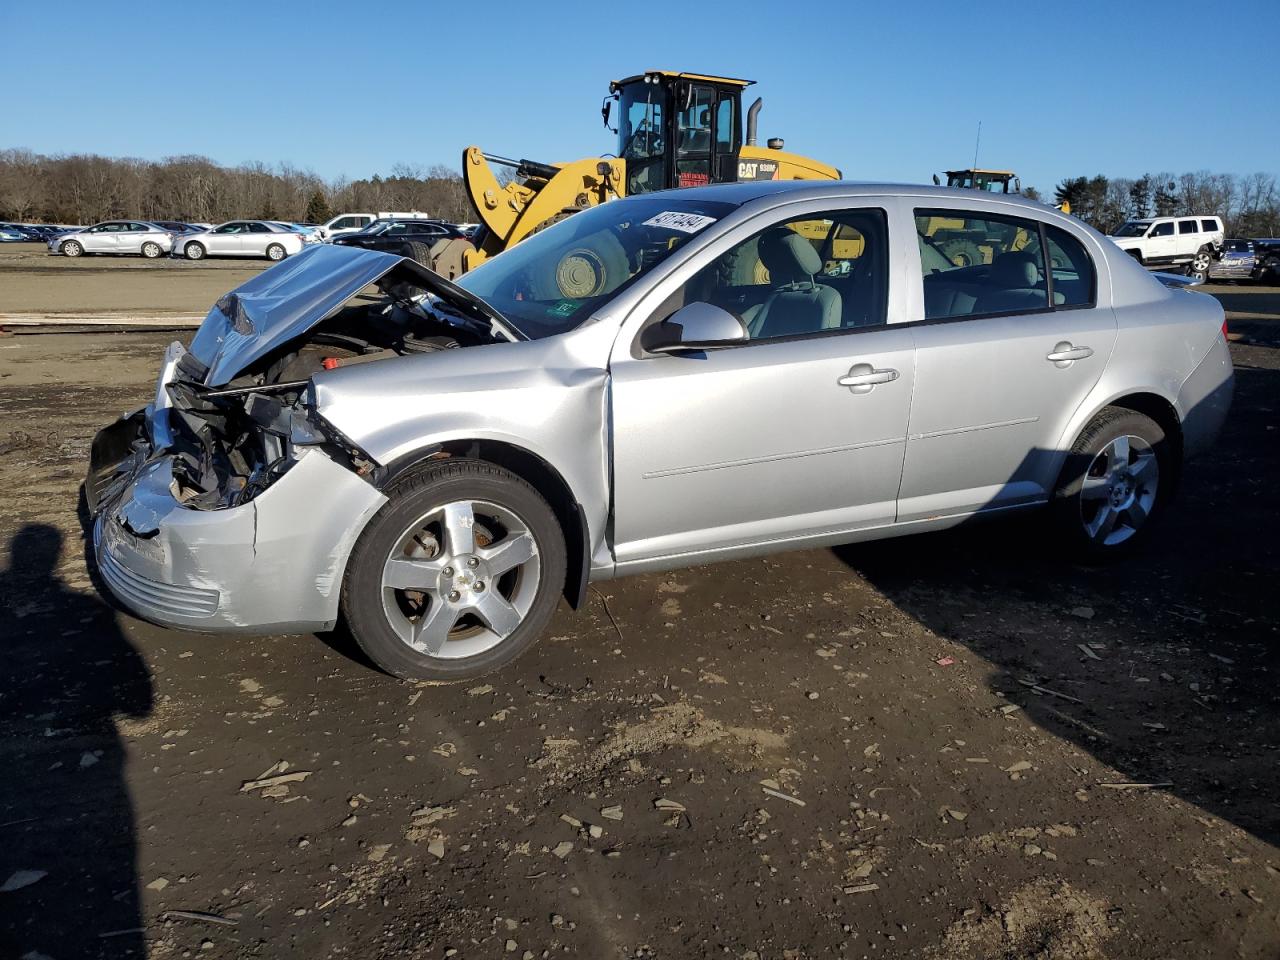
<box><xmin>0</xmin><ymin>307</ymin><xmax>1277</xmax><ymax>958</ymax></box>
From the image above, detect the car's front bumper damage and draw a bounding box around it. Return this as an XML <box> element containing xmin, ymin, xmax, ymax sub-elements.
<box><xmin>90</xmin><ymin>414</ymin><xmax>386</xmax><ymax>634</ymax></box>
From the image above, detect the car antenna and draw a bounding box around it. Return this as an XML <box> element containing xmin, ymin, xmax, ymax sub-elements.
<box><xmin>972</xmin><ymin>120</ymin><xmax>982</xmax><ymax>171</ymax></box>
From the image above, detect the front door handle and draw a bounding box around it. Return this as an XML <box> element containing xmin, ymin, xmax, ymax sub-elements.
<box><xmin>1046</xmin><ymin>341</ymin><xmax>1094</xmax><ymax>366</ymax></box>
<box><xmin>838</xmin><ymin>362</ymin><xmax>899</xmax><ymax>394</ymax></box>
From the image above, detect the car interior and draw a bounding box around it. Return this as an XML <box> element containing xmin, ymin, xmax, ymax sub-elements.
<box><xmin>915</xmin><ymin>213</ymin><xmax>1093</xmax><ymax>320</ymax></box>
<box><xmin>684</xmin><ymin>210</ymin><xmax>889</xmax><ymax>339</ymax></box>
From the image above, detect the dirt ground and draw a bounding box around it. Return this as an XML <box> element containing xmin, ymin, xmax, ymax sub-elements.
<box><xmin>0</xmin><ymin>244</ymin><xmax>265</xmax><ymax>318</ymax></box>
<box><xmin>0</xmin><ymin>294</ymin><xmax>1278</xmax><ymax>959</ymax></box>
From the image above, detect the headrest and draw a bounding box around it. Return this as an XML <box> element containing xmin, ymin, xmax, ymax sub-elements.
<box><xmin>990</xmin><ymin>251</ymin><xmax>1039</xmax><ymax>287</ymax></box>
<box><xmin>759</xmin><ymin>228</ymin><xmax>822</xmax><ymax>283</ymax></box>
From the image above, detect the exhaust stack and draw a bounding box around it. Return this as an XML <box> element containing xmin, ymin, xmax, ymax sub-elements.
<box><xmin>745</xmin><ymin>97</ymin><xmax>763</xmax><ymax>146</ymax></box>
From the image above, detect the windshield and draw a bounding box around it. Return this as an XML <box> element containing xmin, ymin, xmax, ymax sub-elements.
<box><xmin>456</xmin><ymin>196</ymin><xmax>737</xmax><ymax>339</ymax></box>
<box><xmin>1113</xmin><ymin>221</ymin><xmax>1151</xmax><ymax>237</ymax></box>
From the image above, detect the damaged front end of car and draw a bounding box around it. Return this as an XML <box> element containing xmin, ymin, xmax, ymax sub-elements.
<box><xmin>86</xmin><ymin>244</ymin><xmax>519</xmax><ymax>633</ymax></box>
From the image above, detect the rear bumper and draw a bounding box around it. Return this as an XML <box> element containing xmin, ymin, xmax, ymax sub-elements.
<box><xmin>90</xmin><ymin>433</ymin><xmax>387</xmax><ymax>635</ymax></box>
<box><xmin>1177</xmin><ymin>334</ymin><xmax>1234</xmax><ymax>460</ymax></box>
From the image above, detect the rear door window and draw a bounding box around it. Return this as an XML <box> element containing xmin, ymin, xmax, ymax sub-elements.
<box><xmin>1045</xmin><ymin>225</ymin><xmax>1096</xmax><ymax>308</ymax></box>
<box><xmin>914</xmin><ymin>210</ymin><xmax>1048</xmax><ymax>319</ymax></box>
<box><xmin>1178</xmin><ymin>219</ymin><xmax>1199</xmax><ymax>234</ymax></box>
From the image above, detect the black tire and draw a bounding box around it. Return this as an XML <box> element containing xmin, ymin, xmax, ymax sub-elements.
<box><xmin>400</xmin><ymin>240</ymin><xmax>435</xmax><ymax>267</ymax></box>
<box><xmin>341</xmin><ymin>458</ymin><xmax>566</xmax><ymax>681</ymax></box>
<box><xmin>1188</xmin><ymin>245</ymin><xmax>1212</xmax><ymax>283</ymax></box>
<box><xmin>61</xmin><ymin>239</ymin><xmax>83</xmax><ymax>258</ymax></box>
<box><xmin>1050</xmin><ymin>407</ymin><xmax>1173</xmax><ymax>560</ymax></box>
<box><xmin>265</xmin><ymin>243</ymin><xmax>287</xmax><ymax>261</ymax></box>
<box><xmin>141</xmin><ymin>241</ymin><xmax>162</xmax><ymax>259</ymax></box>
<box><xmin>1126</xmin><ymin>249</ymin><xmax>1144</xmax><ymax>264</ymax></box>
<box><xmin>939</xmin><ymin>237</ymin><xmax>984</xmax><ymax>268</ymax></box>
<box><xmin>184</xmin><ymin>241</ymin><xmax>206</xmax><ymax>261</ymax></box>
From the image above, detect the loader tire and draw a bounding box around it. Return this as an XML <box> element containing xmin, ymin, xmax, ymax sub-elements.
<box><xmin>939</xmin><ymin>238</ymin><xmax>984</xmax><ymax>268</ymax></box>
<box><xmin>401</xmin><ymin>241</ymin><xmax>435</xmax><ymax>268</ymax></box>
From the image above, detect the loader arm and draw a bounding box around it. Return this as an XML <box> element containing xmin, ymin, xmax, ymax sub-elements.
<box><xmin>462</xmin><ymin>146</ymin><xmax>625</xmax><ymax>268</ymax></box>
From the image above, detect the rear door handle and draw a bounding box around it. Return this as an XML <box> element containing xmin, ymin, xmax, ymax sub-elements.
<box><xmin>838</xmin><ymin>362</ymin><xmax>899</xmax><ymax>394</ymax></box>
<box><xmin>1046</xmin><ymin>341</ymin><xmax>1094</xmax><ymax>365</ymax></box>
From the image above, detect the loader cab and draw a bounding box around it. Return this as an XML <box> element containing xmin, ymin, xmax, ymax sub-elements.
<box><xmin>943</xmin><ymin>169</ymin><xmax>1021</xmax><ymax>194</ymax></box>
<box><xmin>608</xmin><ymin>71</ymin><xmax>749</xmax><ymax>196</ymax></box>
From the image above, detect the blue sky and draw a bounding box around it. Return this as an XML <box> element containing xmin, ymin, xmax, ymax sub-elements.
<box><xmin>4</xmin><ymin>0</ymin><xmax>1277</xmax><ymax>194</ymax></box>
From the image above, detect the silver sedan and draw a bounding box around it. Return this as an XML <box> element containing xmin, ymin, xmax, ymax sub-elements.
<box><xmin>87</xmin><ymin>182</ymin><xmax>1233</xmax><ymax>681</ymax></box>
<box><xmin>175</xmin><ymin>220</ymin><xmax>306</xmax><ymax>261</ymax></box>
<box><xmin>52</xmin><ymin>221</ymin><xmax>175</xmax><ymax>258</ymax></box>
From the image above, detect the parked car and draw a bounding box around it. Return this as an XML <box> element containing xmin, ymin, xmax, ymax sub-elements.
<box><xmin>86</xmin><ymin>182</ymin><xmax>1234</xmax><ymax>680</ymax></box>
<box><xmin>174</xmin><ymin>220</ymin><xmax>306</xmax><ymax>261</ymax></box>
<box><xmin>17</xmin><ymin>224</ymin><xmax>66</xmax><ymax>241</ymax></box>
<box><xmin>1252</xmin><ymin>239</ymin><xmax>1280</xmax><ymax>282</ymax></box>
<box><xmin>150</xmin><ymin>220</ymin><xmax>198</xmax><ymax>235</ymax></box>
<box><xmin>332</xmin><ymin>218</ymin><xmax>465</xmax><ymax>252</ymax></box>
<box><xmin>271</xmin><ymin>222</ymin><xmax>323</xmax><ymax>244</ymax></box>
<box><xmin>317</xmin><ymin>211</ymin><xmax>436</xmax><ymax>241</ymax></box>
<box><xmin>0</xmin><ymin>223</ymin><xmax>40</xmax><ymax>242</ymax></box>
<box><xmin>51</xmin><ymin>221</ymin><xmax>177</xmax><ymax>258</ymax></box>
<box><xmin>1109</xmin><ymin>215</ymin><xmax>1224</xmax><ymax>281</ymax></box>
<box><xmin>1207</xmin><ymin>238</ymin><xmax>1258</xmax><ymax>282</ymax></box>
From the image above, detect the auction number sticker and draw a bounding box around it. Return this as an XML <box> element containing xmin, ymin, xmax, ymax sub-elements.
<box><xmin>641</xmin><ymin>211</ymin><xmax>718</xmax><ymax>234</ymax></box>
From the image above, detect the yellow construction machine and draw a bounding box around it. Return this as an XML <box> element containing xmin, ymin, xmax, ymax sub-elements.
<box><xmin>460</xmin><ymin>70</ymin><xmax>840</xmax><ymax>272</ymax></box>
<box><xmin>924</xmin><ymin>168</ymin><xmax>1070</xmax><ymax>266</ymax></box>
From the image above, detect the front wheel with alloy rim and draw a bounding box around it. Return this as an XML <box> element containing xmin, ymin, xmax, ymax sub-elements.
<box><xmin>184</xmin><ymin>241</ymin><xmax>206</xmax><ymax>261</ymax></box>
<box><xmin>61</xmin><ymin>240</ymin><xmax>83</xmax><ymax>257</ymax></box>
<box><xmin>1188</xmin><ymin>246</ymin><xmax>1212</xmax><ymax>283</ymax></box>
<box><xmin>1051</xmin><ymin>407</ymin><xmax>1171</xmax><ymax>559</ymax></box>
<box><xmin>341</xmin><ymin>458</ymin><xmax>566</xmax><ymax>680</ymax></box>
<box><xmin>141</xmin><ymin>241</ymin><xmax>162</xmax><ymax>258</ymax></box>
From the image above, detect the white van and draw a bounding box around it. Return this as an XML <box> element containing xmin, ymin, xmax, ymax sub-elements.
<box><xmin>318</xmin><ymin>211</ymin><xmax>435</xmax><ymax>241</ymax></box>
<box><xmin>1109</xmin><ymin>216</ymin><xmax>1225</xmax><ymax>280</ymax></box>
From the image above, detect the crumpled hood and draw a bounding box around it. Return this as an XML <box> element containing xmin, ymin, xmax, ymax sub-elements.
<box><xmin>187</xmin><ymin>244</ymin><xmax>405</xmax><ymax>386</ymax></box>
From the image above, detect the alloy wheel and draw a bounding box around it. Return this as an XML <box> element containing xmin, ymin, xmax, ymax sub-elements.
<box><xmin>379</xmin><ymin>499</ymin><xmax>541</xmax><ymax>659</ymax></box>
<box><xmin>1078</xmin><ymin>434</ymin><xmax>1159</xmax><ymax>546</ymax></box>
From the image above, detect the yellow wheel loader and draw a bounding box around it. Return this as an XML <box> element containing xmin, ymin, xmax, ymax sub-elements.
<box><xmin>459</xmin><ymin>70</ymin><xmax>840</xmax><ymax>273</ymax></box>
<box><xmin>924</xmin><ymin>168</ymin><xmax>1070</xmax><ymax>266</ymax></box>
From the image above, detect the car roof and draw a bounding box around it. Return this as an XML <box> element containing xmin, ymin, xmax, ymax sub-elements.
<box><xmin>626</xmin><ymin>179</ymin><xmax>1072</xmax><ymax>215</ymax></box>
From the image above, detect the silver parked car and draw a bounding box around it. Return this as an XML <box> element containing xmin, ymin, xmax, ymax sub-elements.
<box><xmin>52</xmin><ymin>221</ymin><xmax>176</xmax><ymax>258</ymax></box>
<box><xmin>87</xmin><ymin>182</ymin><xmax>1233</xmax><ymax>680</ymax></box>
<box><xmin>175</xmin><ymin>220</ymin><xmax>306</xmax><ymax>261</ymax></box>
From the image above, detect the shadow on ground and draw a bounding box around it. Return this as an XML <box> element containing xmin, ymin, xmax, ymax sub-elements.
<box><xmin>837</xmin><ymin>361</ymin><xmax>1280</xmax><ymax>848</ymax></box>
<box><xmin>0</xmin><ymin>521</ymin><xmax>152</xmax><ymax>959</ymax></box>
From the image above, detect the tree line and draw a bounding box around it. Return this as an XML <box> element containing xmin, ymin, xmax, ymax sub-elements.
<box><xmin>0</xmin><ymin>149</ymin><xmax>474</xmax><ymax>225</ymax></box>
<box><xmin>1043</xmin><ymin>171</ymin><xmax>1280</xmax><ymax>237</ymax></box>
<box><xmin>4</xmin><ymin>147</ymin><xmax>1279</xmax><ymax>239</ymax></box>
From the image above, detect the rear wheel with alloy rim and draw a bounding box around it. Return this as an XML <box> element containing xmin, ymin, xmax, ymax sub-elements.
<box><xmin>342</xmin><ymin>458</ymin><xmax>566</xmax><ymax>680</ymax></box>
<box><xmin>141</xmin><ymin>241</ymin><xmax>162</xmax><ymax>258</ymax></box>
<box><xmin>1052</xmin><ymin>407</ymin><xmax>1170</xmax><ymax>558</ymax></box>
<box><xmin>266</xmin><ymin>243</ymin><xmax>286</xmax><ymax>261</ymax></box>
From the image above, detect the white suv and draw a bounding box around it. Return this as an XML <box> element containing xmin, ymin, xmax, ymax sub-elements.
<box><xmin>1109</xmin><ymin>216</ymin><xmax>1224</xmax><ymax>281</ymax></box>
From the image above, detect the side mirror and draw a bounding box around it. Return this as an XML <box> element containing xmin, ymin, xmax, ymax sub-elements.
<box><xmin>931</xmin><ymin>174</ymin><xmax>941</xmax><ymax>186</ymax></box>
<box><xmin>647</xmin><ymin>302</ymin><xmax>748</xmax><ymax>354</ymax></box>
<box><xmin>601</xmin><ymin>97</ymin><xmax>614</xmax><ymax>131</ymax></box>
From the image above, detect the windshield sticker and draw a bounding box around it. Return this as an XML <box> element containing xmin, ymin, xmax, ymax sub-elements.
<box><xmin>641</xmin><ymin>211</ymin><xmax>718</xmax><ymax>234</ymax></box>
<box><xmin>546</xmin><ymin>300</ymin><xmax>580</xmax><ymax>317</ymax></box>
